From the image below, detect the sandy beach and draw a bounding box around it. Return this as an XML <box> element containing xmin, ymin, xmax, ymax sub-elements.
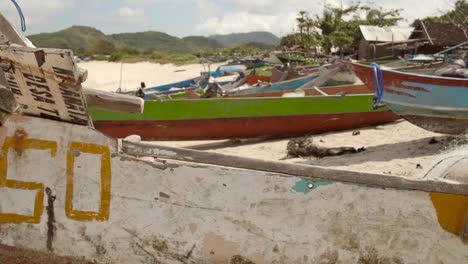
<box><xmin>80</xmin><ymin>61</ymin><xmax>225</xmax><ymax>92</ymax></box>
<box><xmin>81</xmin><ymin>61</ymin><xmax>468</xmax><ymax>178</ymax></box>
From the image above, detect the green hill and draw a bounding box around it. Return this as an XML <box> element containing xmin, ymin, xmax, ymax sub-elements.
<box><xmin>182</xmin><ymin>36</ymin><xmax>224</xmax><ymax>51</ymax></box>
<box><xmin>109</xmin><ymin>31</ymin><xmax>191</xmax><ymax>53</ymax></box>
<box><xmin>28</xmin><ymin>26</ymin><xmax>117</xmax><ymax>56</ymax></box>
<box><xmin>209</xmin><ymin>32</ymin><xmax>280</xmax><ymax>47</ymax></box>
<box><xmin>26</xmin><ymin>26</ymin><xmax>278</xmax><ymax>64</ymax></box>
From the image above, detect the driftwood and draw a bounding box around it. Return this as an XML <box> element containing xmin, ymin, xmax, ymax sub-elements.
<box><xmin>285</xmin><ymin>136</ymin><xmax>366</xmax><ymax>158</ymax></box>
<box><xmin>83</xmin><ymin>88</ymin><xmax>144</xmax><ymax>114</ymax></box>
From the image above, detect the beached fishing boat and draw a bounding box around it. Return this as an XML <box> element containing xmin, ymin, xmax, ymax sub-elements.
<box><xmin>349</xmin><ymin>62</ymin><xmax>468</xmax><ymax>134</ymax></box>
<box><xmin>90</xmin><ymin>93</ymin><xmax>399</xmax><ymax>140</ymax></box>
<box><xmin>144</xmin><ymin>74</ymin><xmax>209</xmax><ymax>93</ymax></box>
<box><xmin>1</xmin><ymin>37</ymin><xmax>468</xmax><ymax>264</ymax></box>
<box><xmin>224</xmin><ymin>71</ymin><xmax>320</xmax><ymax>96</ymax></box>
<box><xmin>143</xmin><ymin>66</ymin><xmax>321</xmax><ymax>100</ymax></box>
<box><xmin>210</xmin><ymin>64</ymin><xmax>247</xmax><ymax>78</ymax></box>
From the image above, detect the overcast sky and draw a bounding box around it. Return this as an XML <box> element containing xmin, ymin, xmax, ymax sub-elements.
<box><xmin>0</xmin><ymin>0</ymin><xmax>456</xmax><ymax>37</ymax></box>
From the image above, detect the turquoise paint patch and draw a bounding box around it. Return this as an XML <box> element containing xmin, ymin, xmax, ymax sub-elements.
<box><xmin>292</xmin><ymin>179</ymin><xmax>333</xmax><ymax>194</ymax></box>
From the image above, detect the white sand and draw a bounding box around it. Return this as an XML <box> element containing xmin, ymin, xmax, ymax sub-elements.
<box><xmin>83</xmin><ymin>61</ymin><xmax>468</xmax><ymax>178</ymax></box>
<box><xmin>155</xmin><ymin>121</ymin><xmax>467</xmax><ymax>177</ymax></box>
<box><xmin>80</xmin><ymin>61</ymin><xmax>224</xmax><ymax>92</ymax></box>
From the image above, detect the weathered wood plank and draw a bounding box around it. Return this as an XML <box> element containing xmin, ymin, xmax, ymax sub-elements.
<box><xmin>0</xmin><ymin>45</ymin><xmax>89</xmax><ymax>125</ymax></box>
<box><xmin>121</xmin><ymin>140</ymin><xmax>468</xmax><ymax>196</ymax></box>
<box><xmin>0</xmin><ymin>13</ymin><xmax>33</xmax><ymax>47</ymax></box>
<box><xmin>84</xmin><ymin>88</ymin><xmax>144</xmax><ymax>114</ymax></box>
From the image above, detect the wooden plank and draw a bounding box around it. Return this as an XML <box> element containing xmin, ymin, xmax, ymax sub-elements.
<box><xmin>0</xmin><ymin>45</ymin><xmax>89</xmax><ymax>125</ymax></box>
<box><xmin>84</xmin><ymin>88</ymin><xmax>144</xmax><ymax>114</ymax></box>
<box><xmin>0</xmin><ymin>13</ymin><xmax>33</xmax><ymax>47</ymax></box>
<box><xmin>311</xmin><ymin>86</ymin><xmax>329</xmax><ymax>96</ymax></box>
<box><xmin>121</xmin><ymin>140</ymin><xmax>468</xmax><ymax>196</ymax></box>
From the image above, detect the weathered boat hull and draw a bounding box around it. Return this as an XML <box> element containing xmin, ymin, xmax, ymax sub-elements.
<box><xmin>1</xmin><ymin>12</ymin><xmax>467</xmax><ymax>264</ymax></box>
<box><xmin>229</xmin><ymin>84</ymin><xmax>371</xmax><ymax>98</ymax></box>
<box><xmin>93</xmin><ymin>111</ymin><xmax>398</xmax><ymax>140</ymax></box>
<box><xmin>349</xmin><ymin>62</ymin><xmax>468</xmax><ymax>134</ymax></box>
<box><xmin>90</xmin><ymin>95</ymin><xmax>400</xmax><ymax>140</ymax></box>
<box><xmin>1</xmin><ymin>114</ymin><xmax>467</xmax><ymax>263</ymax></box>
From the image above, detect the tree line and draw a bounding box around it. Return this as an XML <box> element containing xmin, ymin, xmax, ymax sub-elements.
<box><xmin>281</xmin><ymin>0</ymin><xmax>467</xmax><ymax>55</ymax></box>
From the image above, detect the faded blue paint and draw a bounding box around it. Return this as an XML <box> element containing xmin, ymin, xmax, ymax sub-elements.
<box><xmin>382</xmin><ymin>80</ymin><xmax>468</xmax><ymax>119</ymax></box>
<box><xmin>384</xmin><ymin>102</ymin><xmax>468</xmax><ymax>118</ymax></box>
<box><xmin>146</xmin><ymin>78</ymin><xmax>200</xmax><ymax>93</ymax></box>
<box><xmin>365</xmin><ymin>184</ymin><xmax>385</xmax><ymax>189</ymax></box>
<box><xmin>144</xmin><ymin>80</ymin><xmax>231</xmax><ymax>99</ymax></box>
<box><xmin>292</xmin><ymin>179</ymin><xmax>333</xmax><ymax>194</ymax></box>
<box><xmin>231</xmin><ymin>74</ymin><xmax>319</xmax><ymax>96</ymax></box>
<box><xmin>211</xmin><ymin>65</ymin><xmax>247</xmax><ymax>78</ymax></box>
<box><xmin>384</xmin><ymin>81</ymin><xmax>468</xmax><ymax>108</ymax></box>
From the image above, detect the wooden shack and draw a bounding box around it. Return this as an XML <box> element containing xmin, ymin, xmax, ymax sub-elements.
<box><xmin>357</xmin><ymin>25</ymin><xmax>414</xmax><ymax>60</ymax></box>
<box><xmin>409</xmin><ymin>21</ymin><xmax>468</xmax><ymax>54</ymax></box>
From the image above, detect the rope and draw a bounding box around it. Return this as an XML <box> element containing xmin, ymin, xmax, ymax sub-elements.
<box><xmin>10</xmin><ymin>0</ymin><xmax>26</xmax><ymax>32</ymax></box>
<box><xmin>370</xmin><ymin>62</ymin><xmax>384</xmax><ymax>106</ymax></box>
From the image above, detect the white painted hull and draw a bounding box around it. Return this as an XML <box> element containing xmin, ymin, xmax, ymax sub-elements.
<box><xmin>0</xmin><ymin>114</ymin><xmax>467</xmax><ymax>263</ymax></box>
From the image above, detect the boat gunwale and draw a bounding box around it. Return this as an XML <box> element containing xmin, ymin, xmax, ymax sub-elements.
<box><xmin>144</xmin><ymin>92</ymin><xmax>378</xmax><ymax>103</ymax></box>
<box><xmin>121</xmin><ymin>139</ymin><xmax>468</xmax><ymax>196</ymax></box>
<box><xmin>349</xmin><ymin>61</ymin><xmax>468</xmax><ymax>82</ymax></box>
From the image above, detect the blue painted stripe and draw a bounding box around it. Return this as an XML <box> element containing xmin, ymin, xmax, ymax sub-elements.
<box><xmin>384</xmin><ymin>81</ymin><xmax>468</xmax><ymax>111</ymax></box>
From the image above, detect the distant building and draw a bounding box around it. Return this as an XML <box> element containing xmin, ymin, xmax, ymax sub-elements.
<box><xmin>409</xmin><ymin>21</ymin><xmax>468</xmax><ymax>54</ymax></box>
<box><xmin>358</xmin><ymin>25</ymin><xmax>414</xmax><ymax>60</ymax></box>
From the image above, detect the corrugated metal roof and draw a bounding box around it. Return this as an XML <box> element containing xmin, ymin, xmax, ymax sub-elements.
<box><xmin>360</xmin><ymin>25</ymin><xmax>414</xmax><ymax>42</ymax></box>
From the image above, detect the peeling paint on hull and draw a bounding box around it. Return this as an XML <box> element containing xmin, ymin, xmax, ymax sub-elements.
<box><xmin>1</xmin><ymin>114</ymin><xmax>468</xmax><ymax>264</ymax></box>
<box><xmin>93</xmin><ymin>111</ymin><xmax>399</xmax><ymax>140</ymax></box>
<box><xmin>350</xmin><ymin>62</ymin><xmax>468</xmax><ymax>134</ymax></box>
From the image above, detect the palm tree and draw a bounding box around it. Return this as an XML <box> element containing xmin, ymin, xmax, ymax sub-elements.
<box><xmin>296</xmin><ymin>11</ymin><xmax>308</xmax><ymax>45</ymax></box>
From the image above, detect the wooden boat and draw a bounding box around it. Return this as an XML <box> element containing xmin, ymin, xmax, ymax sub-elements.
<box><xmin>227</xmin><ymin>84</ymin><xmax>372</xmax><ymax>98</ymax></box>
<box><xmin>224</xmin><ymin>71</ymin><xmax>320</xmax><ymax>96</ymax></box>
<box><xmin>144</xmin><ymin>67</ymin><xmax>321</xmax><ymax>100</ymax></box>
<box><xmin>90</xmin><ymin>93</ymin><xmax>399</xmax><ymax>141</ymax></box>
<box><xmin>1</xmin><ymin>38</ymin><xmax>468</xmax><ymax>264</ymax></box>
<box><xmin>223</xmin><ymin>63</ymin><xmax>360</xmax><ymax>97</ymax></box>
<box><xmin>349</xmin><ymin>62</ymin><xmax>468</xmax><ymax>134</ymax></box>
<box><xmin>210</xmin><ymin>64</ymin><xmax>247</xmax><ymax>78</ymax></box>
<box><xmin>144</xmin><ymin>75</ymin><xmax>207</xmax><ymax>93</ymax></box>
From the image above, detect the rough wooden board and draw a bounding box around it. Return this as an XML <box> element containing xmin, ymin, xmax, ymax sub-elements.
<box><xmin>0</xmin><ymin>13</ymin><xmax>33</xmax><ymax>47</ymax></box>
<box><xmin>84</xmin><ymin>88</ymin><xmax>144</xmax><ymax>114</ymax></box>
<box><xmin>122</xmin><ymin>140</ymin><xmax>468</xmax><ymax>196</ymax></box>
<box><xmin>0</xmin><ymin>45</ymin><xmax>89</xmax><ymax>125</ymax></box>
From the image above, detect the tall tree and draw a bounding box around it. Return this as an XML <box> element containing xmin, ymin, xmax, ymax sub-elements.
<box><xmin>296</xmin><ymin>11</ymin><xmax>309</xmax><ymax>45</ymax></box>
<box><xmin>282</xmin><ymin>3</ymin><xmax>402</xmax><ymax>54</ymax></box>
<box><xmin>314</xmin><ymin>4</ymin><xmax>402</xmax><ymax>54</ymax></box>
<box><xmin>414</xmin><ymin>0</ymin><xmax>468</xmax><ymax>30</ymax></box>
